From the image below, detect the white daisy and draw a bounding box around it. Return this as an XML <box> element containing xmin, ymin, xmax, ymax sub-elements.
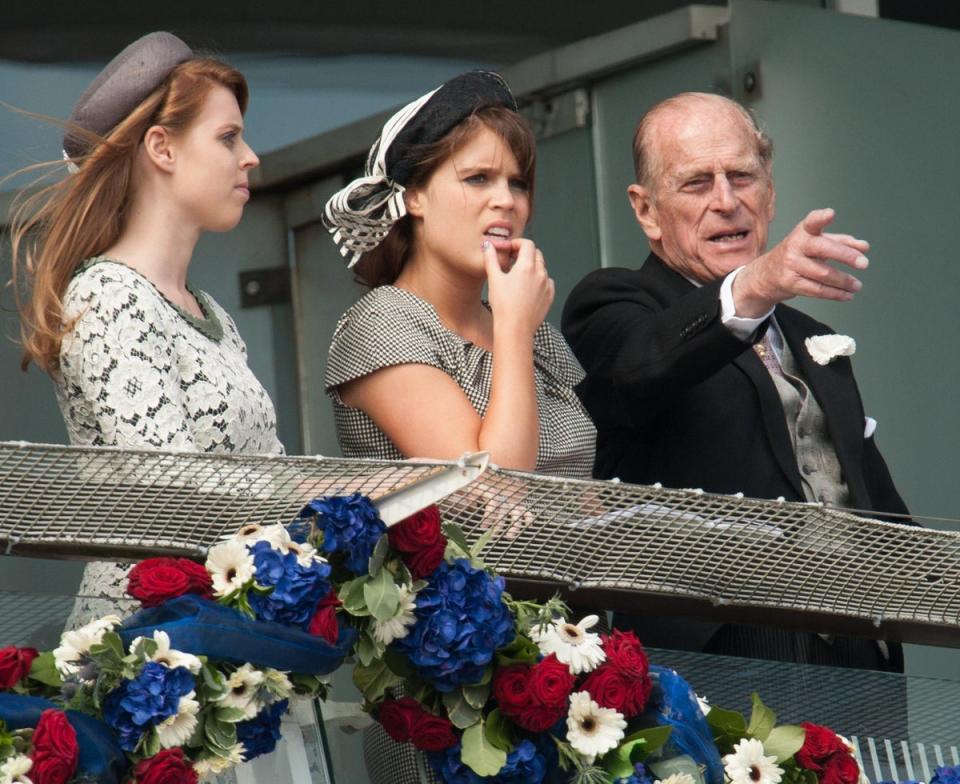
<box><xmin>566</xmin><ymin>691</ymin><xmax>626</xmax><ymax>764</ymax></box>
<box><xmin>193</xmin><ymin>745</ymin><xmax>246</xmax><ymax>779</ymax></box>
<box><xmin>531</xmin><ymin>615</ymin><xmax>606</xmax><ymax>674</ymax></box>
<box><xmin>723</xmin><ymin>738</ymin><xmax>784</xmax><ymax>784</ymax></box>
<box><xmin>370</xmin><ymin>584</ymin><xmax>417</xmax><ymax>646</ymax></box>
<box><xmin>0</xmin><ymin>754</ymin><xmax>33</xmax><ymax>784</ymax></box>
<box><xmin>697</xmin><ymin>694</ymin><xmax>712</xmax><ymax>716</ymax></box>
<box><xmin>131</xmin><ymin>631</ymin><xmax>202</xmax><ymax>674</ymax></box>
<box><xmin>261</xmin><ymin>668</ymin><xmax>294</xmax><ymax>701</ymax></box>
<box><xmin>658</xmin><ymin>774</ymin><xmax>695</xmax><ymax>784</ymax></box>
<box><xmin>156</xmin><ymin>691</ymin><xmax>200</xmax><ymax>748</ymax></box>
<box><xmin>206</xmin><ymin>540</ymin><xmax>256</xmax><ymax>597</ymax></box>
<box><xmin>232</xmin><ymin>523</ymin><xmax>291</xmax><ymax>551</ymax></box>
<box><xmin>53</xmin><ymin>614</ymin><xmax>122</xmax><ymax>677</ymax></box>
<box><xmin>217</xmin><ymin>663</ymin><xmax>265</xmax><ymax>719</ymax></box>
<box><xmin>286</xmin><ymin>540</ymin><xmax>327</xmax><ymax>568</ymax></box>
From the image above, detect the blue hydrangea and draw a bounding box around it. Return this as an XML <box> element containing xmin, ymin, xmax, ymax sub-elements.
<box><xmin>427</xmin><ymin>740</ymin><xmax>547</xmax><ymax>784</ymax></box>
<box><xmin>237</xmin><ymin>699</ymin><xmax>289</xmax><ymax>760</ymax></box>
<box><xmin>248</xmin><ymin>541</ymin><xmax>332</xmax><ymax>629</ymax></box>
<box><xmin>302</xmin><ymin>494</ymin><xmax>386</xmax><ymax>574</ymax></box>
<box><xmin>933</xmin><ymin>767</ymin><xmax>960</xmax><ymax>784</ymax></box>
<box><xmin>616</xmin><ymin>763</ymin><xmax>655</xmax><ymax>784</ymax></box>
<box><xmin>393</xmin><ymin>558</ymin><xmax>514</xmax><ymax>692</ymax></box>
<box><xmin>102</xmin><ymin>662</ymin><xmax>195</xmax><ymax>752</ymax></box>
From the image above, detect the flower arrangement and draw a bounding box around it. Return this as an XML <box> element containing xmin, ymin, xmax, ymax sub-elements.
<box><xmin>0</xmin><ymin>493</ymin><xmax>917</xmax><ymax>784</ymax></box>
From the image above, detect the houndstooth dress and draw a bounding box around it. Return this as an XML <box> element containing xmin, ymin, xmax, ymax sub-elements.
<box><xmin>326</xmin><ymin>285</ymin><xmax>596</xmax><ymax>784</ymax></box>
<box><xmin>55</xmin><ymin>258</ymin><xmax>284</xmax><ymax>627</ymax></box>
<box><xmin>326</xmin><ymin>285</ymin><xmax>596</xmax><ymax>479</ymax></box>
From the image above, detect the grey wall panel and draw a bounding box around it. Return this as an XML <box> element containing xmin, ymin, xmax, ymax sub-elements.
<box><xmin>526</xmin><ymin>125</ymin><xmax>600</xmax><ymax>328</ymax></box>
<box><xmin>590</xmin><ymin>42</ymin><xmax>731</xmax><ymax>271</ymax></box>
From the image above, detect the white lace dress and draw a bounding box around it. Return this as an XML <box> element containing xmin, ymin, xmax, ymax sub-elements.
<box><xmin>55</xmin><ymin>258</ymin><xmax>284</xmax><ymax>625</ymax></box>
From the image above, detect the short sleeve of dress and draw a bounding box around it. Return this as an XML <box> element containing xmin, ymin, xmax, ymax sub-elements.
<box><xmin>325</xmin><ymin>287</ymin><xmax>452</xmax><ymax>402</ymax></box>
<box><xmin>58</xmin><ymin>268</ymin><xmax>195</xmax><ymax>450</ymax></box>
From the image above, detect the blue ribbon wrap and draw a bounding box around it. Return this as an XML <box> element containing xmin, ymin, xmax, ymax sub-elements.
<box><xmin>649</xmin><ymin>665</ymin><xmax>724</xmax><ymax>784</ymax></box>
<box><xmin>118</xmin><ymin>594</ymin><xmax>356</xmax><ymax>674</ymax></box>
<box><xmin>0</xmin><ymin>693</ymin><xmax>128</xmax><ymax>784</ymax></box>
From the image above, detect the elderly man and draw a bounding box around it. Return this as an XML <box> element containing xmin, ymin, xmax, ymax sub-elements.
<box><xmin>561</xmin><ymin>92</ymin><xmax>908</xmax><ymax>670</ymax></box>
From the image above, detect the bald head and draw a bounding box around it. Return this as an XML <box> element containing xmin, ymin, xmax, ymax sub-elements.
<box><xmin>632</xmin><ymin>93</ymin><xmax>773</xmax><ymax>191</ymax></box>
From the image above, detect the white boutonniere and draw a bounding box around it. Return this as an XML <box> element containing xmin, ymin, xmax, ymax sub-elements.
<box><xmin>805</xmin><ymin>334</ymin><xmax>856</xmax><ymax>365</ymax></box>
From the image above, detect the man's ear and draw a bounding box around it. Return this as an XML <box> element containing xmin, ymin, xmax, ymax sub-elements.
<box><xmin>627</xmin><ymin>183</ymin><xmax>661</xmax><ymax>242</ymax></box>
<box><xmin>404</xmin><ymin>186</ymin><xmax>424</xmax><ymax>218</ymax></box>
<box><xmin>143</xmin><ymin>125</ymin><xmax>176</xmax><ymax>173</ymax></box>
<box><xmin>767</xmin><ymin>179</ymin><xmax>776</xmax><ymax>224</ymax></box>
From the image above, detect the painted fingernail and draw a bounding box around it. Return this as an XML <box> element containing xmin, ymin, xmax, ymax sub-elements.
<box><xmin>481</xmin><ymin>240</ymin><xmax>491</xmax><ymax>250</ymax></box>
<box><xmin>855</xmin><ymin>255</ymin><xmax>869</xmax><ymax>269</ymax></box>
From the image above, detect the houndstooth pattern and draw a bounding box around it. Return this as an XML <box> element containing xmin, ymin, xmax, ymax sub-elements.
<box><xmin>57</xmin><ymin>258</ymin><xmax>284</xmax><ymax>629</ymax></box>
<box><xmin>325</xmin><ymin>286</ymin><xmax>596</xmax><ymax>479</ymax></box>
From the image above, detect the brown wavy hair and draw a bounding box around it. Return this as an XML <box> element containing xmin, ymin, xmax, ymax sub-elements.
<box><xmin>8</xmin><ymin>58</ymin><xmax>248</xmax><ymax>373</ymax></box>
<box><xmin>353</xmin><ymin>105</ymin><xmax>536</xmax><ymax>288</ymax></box>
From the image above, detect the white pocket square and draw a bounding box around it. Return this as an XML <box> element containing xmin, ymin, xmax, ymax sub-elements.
<box><xmin>864</xmin><ymin>416</ymin><xmax>877</xmax><ymax>438</ymax></box>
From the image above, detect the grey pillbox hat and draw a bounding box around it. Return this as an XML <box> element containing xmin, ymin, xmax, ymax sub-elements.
<box><xmin>63</xmin><ymin>31</ymin><xmax>192</xmax><ymax>160</ymax></box>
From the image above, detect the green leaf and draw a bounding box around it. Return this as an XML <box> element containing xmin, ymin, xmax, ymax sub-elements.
<box><xmin>461</xmin><ymin>720</ymin><xmax>507</xmax><ymax>777</ymax></box>
<box><xmin>205</xmin><ymin>716</ymin><xmax>238</xmax><ymax>753</ymax></box>
<box><xmin>747</xmin><ymin>693</ymin><xmax>777</xmax><ymax>741</ymax></box>
<box><xmin>290</xmin><ymin>673</ymin><xmax>327</xmax><ymax>699</ymax></box>
<box><xmin>463</xmin><ymin>681</ymin><xmax>490</xmax><ymax>710</ymax></box>
<box><xmin>215</xmin><ymin>707</ymin><xmax>249</xmax><ymax>724</ymax></box>
<box><xmin>648</xmin><ymin>754</ymin><xmax>706</xmax><ymax>784</ymax></box>
<box><xmin>707</xmin><ymin>705</ymin><xmax>747</xmax><ymax>742</ymax></box>
<box><xmin>495</xmin><ymin>634</ymin><xmax>539</xmax><ymax>666</ymax></box>
<box><xmin>624</xmin><ymin>725</ymin><xmax>673</xmax><ymax>756</ymax></box>
<box><xmin>364</xmin><ymin>568</ymin><xmax>401</xmax><ymax>621</ymax></box>
<box><xmin>383</xmin><ymin>648</ymin><xmax>413</xmax><ymax>678</ymax></box>
<box><xmin>353</xmin><ymin>660</ymin><xmax>403</xmax><ymax>703</ymax></box>
<box><xmin>442</xmin><ymin>689</ymin><xmax>483</xmax><ymax>729</ymax></box>
<box><xmin>469</xmin><ymin>526</ymin><xmax>496</xmax><ymax>558</ymax></box>
<box><xmin>764</xmin><ymin>725</ymin><xmax>805</xmax><ymax>763</ymax></box>
<box><xmin>140</xmin><ymin>728</ymin><xmax>161</xmax><ymax>758</ymax></box>
<box><xmin>484</xmin><ymin>709</ymin><xmax>512</xmax><ymax>752</ymax></box>
<box><xmin>27</xmin><ymin>652</ymin><xmax>62</xmax><ymax>688</ymax></box>
<box><xmin>604</xmin><ymin>726</ymin><xmax>674</xmax><ymax>777</ymax></box>
<box><xmin>357</xmin><ymin>631</ymin><xmax>379</xmax><ymax>668</ymax></box>
<box><xmin>368</xmin><ymin>533</ymin><xmax>390</xmax><ymax>577</ymax></box>
<box><xmin>339</xmin><ymin>576</ymin><xmax>371</xmax><ymax>616</ymax></box>
<box><xmin>441</xmin><ymin>523</ymin><xmax>472</xmax><ymax>557</ymax></box>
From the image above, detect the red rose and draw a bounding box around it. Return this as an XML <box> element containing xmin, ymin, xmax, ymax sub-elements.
<box><xmin>603</xmin><ymin>630</ymin><xmax>649</xmax><ymax>678</ymax></box>
<box><xmin>0</xmin><ymin>645</ymin><xmax>39</xmax><ymax>689</ymax></box>
<box><xmin>405</xmin><ymin>539</ymin><xmax>447</xmax><ymax>580</ymax></box>
<box><xmin>513</xmin><ymin>703</ymin><xmax>566</xmax><ymax>733</ymax></box>
<box><xmin>796</xmin><ymin>723</ymin><xmax>847</xmax><ymax>773</ymax></box>
<box><xmin>30</xmin><ymin>709</ymin><xmax>78</xmax><ymax>784</ymax></box>
<box><xmin>378</xmin><ymin>697</ymin><xmax>422</xmax><ymax>743</ymax></box>
<box><xmin>308</xmin><ymin>591</ymin><xmax>342</xmax><ymax>643</ymax></box>
<box><xmin>127</xmin><ymin>558</ymin><xmax>213</xmax><ymax>608</ymax></box>
<box><xmin>492</xmin><ymin>665</ymin><xmax>533</xmax><ymax>712</ymax></box>
<box><xmin>528</xmin><ymin>655</ymin><xmax>574</xmax><ymax>708</ymax></box>
<box><xmin>411</xmin><ymin>712</ymin><xmax>458</xmax><ymax>751</ymax></box>
<box><xmin>133</xmin><ymin>749</ymin><xmax>198</xmax><ymax>784</ymax></box>
<box><xmin>821</xmin><ymin>753</ymin><xmax>861</xmax><ymax>784</ymax></box>
<box><xmin>389</xmin><ymin>506</ymin><xmax>442</xmax><ymax>552</ymax></box>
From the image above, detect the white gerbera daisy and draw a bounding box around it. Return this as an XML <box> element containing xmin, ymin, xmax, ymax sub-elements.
<box><xmin>233</xmin><ymin>523</ymin><xmax>291</xmax><ymax>551</ymax></box>
<box><xmin>531</xmin><ymin>615</ymin><xmax>606</xmax><ymax>674</ymax></box>
<box><xmin>566</xmin><ymin>691</ymin><xmax>626</xmax><ymax>764</ymax></box>
<box><xmin>156</xmin><ymin>691</ymin><xmax>200</xmax><ymax>748</ymax></box>
<box><xmin>53</xmin><ymin>614</ymin><xmax>122</xmax><ymax>677</ymax></box>
<box><xmin>723</xmin><ymin>738</ymin><xmax>784</xmax><ymax>784</ymax></box>
<box><xmin>285</xmin><ymin>540</ymin><xmax>326</xmax><ymax>567</ymax></box>
<box><xmin>193</xmin><ymin>745</ymin><xmax>246</xmax><ymax>779</ymax></box>
<box><xmin>206</xmin><ymin>540</ymin><xmax>256</xmax><ymax>597</ymax></box>
<box><xmin>218</xmin><ymin>663</ymin><xmax>265</xmax><ymax>719</ymax></box>
<box><xmin>658</xmin><ymin>774</ymin><xmax>695</xmax><ymax>784</ymax></box>
<box><xmin>261</xmin><ymin>668</ymin><xmax>294</xmax><ymax>701</ymax></box>
<box><xmin>131</xmin><ymin>631</ymin><xmax>202</xmax><ymax>674</ymax></box>
<box><xmin>370</xmin><ymin>584</ymin><xmax>417</xmax><ymax>646</ymax></box>
<box><xmin>0</xmin><ymin>754</ymin><xmax>33</xmax><ymax>784</ymax></box>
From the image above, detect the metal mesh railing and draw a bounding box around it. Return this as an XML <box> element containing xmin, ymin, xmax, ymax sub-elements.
<box><xmin>1</xmin><ymin>441</ymin><xmax>958</xmax><ymax>646</ymax></box>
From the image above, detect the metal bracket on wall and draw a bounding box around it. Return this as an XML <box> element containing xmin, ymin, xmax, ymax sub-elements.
<box><xmin>239</xmin><ymin>266</ymin><xmax>291</xmax><ymax>308</ymax></box>
<box><xmin>521</xmin><ymin>88</ymin><xmax>590</xmax><ymax>141</ymax></box>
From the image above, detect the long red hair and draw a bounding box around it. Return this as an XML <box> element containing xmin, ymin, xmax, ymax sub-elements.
<box><xmin>8</xmin><ymin>58</ymin><xmax>248</xmax><ymax>373</ymax></box>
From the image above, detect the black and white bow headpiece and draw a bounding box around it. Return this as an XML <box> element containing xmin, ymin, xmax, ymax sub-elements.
<box><xmin>323</xmin><ymin>71</ymin><xmax>517</xmax><ymax>268</ymax></box>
